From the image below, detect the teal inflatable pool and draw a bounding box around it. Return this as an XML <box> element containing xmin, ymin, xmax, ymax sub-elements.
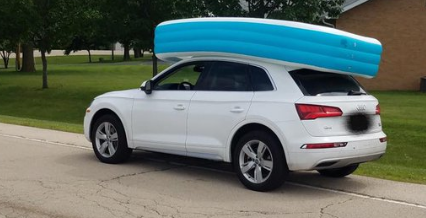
<box><xmin>155</xmin><ymin>18</ymin><xmax>382</xmax><ymax>78</ymax></box>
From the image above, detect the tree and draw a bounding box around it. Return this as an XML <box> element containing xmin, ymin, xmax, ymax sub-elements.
<box><xmin>0</xmin><ymin>40</ymin><xmax>14</xmax><ymax>69</ymax></box>
<box><xmin>101</xmin><ymin>0</ymin><xmax>202</xmax><ymax>68</ymax></box>
<box><xmin>0</xmin><ymin>0</ymin><xmax>33</xmax><ymax>70</ymax></box>
<box><xmin>64</xmin><ymin>0</ymin><xmax>112</xmax><ymax>63</ymax></box>
<box><xmin>26</xmin><ymin>0</ymin><xmax>87</xmax><ymax>88</ymax></box>
<box><xmin>136</xmin><ymin>0</ymin><xmax>204</xmax><ymax>75</ymax></box>
<box><xmin>132</xmin><ymin>39</ymin><xmax>152</xmax><ymax>58</ymax></box>
<box><xmin>260</xmin><ymin>0</ymin><xmax>344</xmax><ymax>23</ymax></box>
<box><xmin>201</xmin><ymin>0</ymin><xmax>344</xmax><ymax>23</ymax></box>
<box><xmin>21</xmin><ymin>44</ymin><xmax>36</xmax><ymax>72</ymax></box>
<box><xmin>65</xmin><ymin>37</ymin><xmax>110</xmax><ymax>63</ymax></box>
<box><xmin>101</xmin><ymin>0</ymin><xmax>142</xmax><ymax>61</ymax></box>
<box><xmin>201</xmin><ymin>0</ymin><xmax>245</xmax><ymax>17</ymax></box>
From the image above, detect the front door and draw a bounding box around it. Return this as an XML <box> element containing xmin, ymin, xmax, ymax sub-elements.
<box><xmin>132</xmin><ymin>61</ymin><xmax>211</xmax><ymax>155</ymax></box>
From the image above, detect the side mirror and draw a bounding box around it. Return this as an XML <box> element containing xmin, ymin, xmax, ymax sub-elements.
<box><xmin>140</xmin><ymin>80</ymin><xmax>153</xmax><ymax>95</ymax></box>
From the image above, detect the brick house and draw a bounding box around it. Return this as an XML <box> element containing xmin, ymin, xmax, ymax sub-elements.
<box><xmin>337</xmin><ymin>0</ymin><xmax>426</xmax><ymax>90</ymax></box>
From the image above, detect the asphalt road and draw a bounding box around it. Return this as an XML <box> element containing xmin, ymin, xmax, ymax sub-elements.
<box><xmin>0</xmin><ymin>123</ymin><xmax>425</xmax><ymax>218</ymax></box>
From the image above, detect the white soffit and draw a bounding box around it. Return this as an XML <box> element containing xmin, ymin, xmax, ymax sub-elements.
<box><xmin>342</xmin><ymin>0</ymin><xmax>370</xmax><ymax>12</ymax></box>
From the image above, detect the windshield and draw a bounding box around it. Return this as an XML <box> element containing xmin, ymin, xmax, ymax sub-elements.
<box><xmin>289</xmin><ymin>69</ymin><xmax>367</xmax><ymax>96</ymax></box>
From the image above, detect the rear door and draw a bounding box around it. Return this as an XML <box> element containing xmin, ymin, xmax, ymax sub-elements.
<box><xmin>186</xmin><ymin>61</ymin><xmax>254</xmax><ymax>159</ymax></box>
<box><xmin>290</xmin><ymin>69</ymin><xmax>382</xmax><ymax>137</ymax></box>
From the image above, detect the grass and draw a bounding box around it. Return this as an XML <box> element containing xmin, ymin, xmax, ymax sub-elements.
<box><xmin>0</xmin><ymin>54</ymin><xmax>167</xmax><ymax>133</ymax></box>
<box><xmin>0</xmin><ymin>114</ymin><xmax>82</xmax><ymax>133</ymax></box>
<box><xmin>32</xmin><ymin>54</ymin><xmax>154</xmax><ymax>65</ymax></box>
<box><xmin>356</xmin><ymin>91</ymin><xmax>426</xmax><ymax>184</ymax></box>
<box><xmin>0</xmin><ymin>55</ymin><xmax>425</xmax><ymax>185</ymax></box>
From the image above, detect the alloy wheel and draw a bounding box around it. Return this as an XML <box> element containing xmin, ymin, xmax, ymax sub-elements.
<box><xmin>95</xmin><ymin>122</ymin><xmax>119</xmax><ymax>158</ymax></box>
<box><xmin>239</xmin><ymin>140</ymin><xmax>273</xmax><ymax>184</ymax></box>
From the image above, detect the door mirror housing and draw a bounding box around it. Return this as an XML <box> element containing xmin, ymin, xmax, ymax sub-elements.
<box><xmin>141</xmin><ymin>80</ymin><xmax>153</xmax><ymax>95</ymax></box>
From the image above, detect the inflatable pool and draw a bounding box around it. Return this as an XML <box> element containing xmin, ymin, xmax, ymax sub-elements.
<box><xmin>154</xmin><ymin>18</ymin><xmax>382</xmax><ymax>78</ymax></box>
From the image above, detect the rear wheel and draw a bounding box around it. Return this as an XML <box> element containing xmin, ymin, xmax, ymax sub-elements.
<box><xmin>233</xmin><ymin>131</ymin><xmax>288</xmax><ymax>191</ymax></box>
<box><xmin>91</xmin><ymin>114</ymin><xmax>132</xmax><ymax>164</ymax></box>
<box><xmin>317</xmin><ymin>164</ymin><xmax>359</xmax><ymax>178</ymax></box>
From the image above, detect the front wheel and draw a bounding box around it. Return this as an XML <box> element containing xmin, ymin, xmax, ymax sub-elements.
<box><xmin>91</xmin><ymin>114</ymin><xmax>132</xmax><ymax>164</ymax></box>
<box><xmin>233</xmin><ymin>131</ymin><xmax>288</xmax><ymax>192</ymax></box>
<box><xmin>317</xmin><ymin>164</ymin><xmax>359</xmax><ymax>178</ymax></box>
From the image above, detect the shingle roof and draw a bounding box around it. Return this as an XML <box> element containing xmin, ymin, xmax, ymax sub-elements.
<box><xmin>342</xmin><ymin>0</ymin><xmax>370</xmax><ymax>12</ymax></box>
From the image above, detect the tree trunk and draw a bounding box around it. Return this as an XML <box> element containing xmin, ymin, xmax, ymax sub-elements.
<box><xmin>87</xmin><ymin>50</ymin><xmax>92</xmax><ymax>63</ymax></box>
<box><xmin>111</xmin><ymin>43</ymin><xmax>115</xmax><ymax>61</ymax></box>
<box><xmin>0</xmin><ymin>51</ymin><xmax>11</xmax><ymax>69</ymax></box>
<box><xmin>21</xmin><ymin>44</ymin><xmax>35</xmax><ymax>72</ymax></box>
<box><xmin>133</xmin><ymin>48</ymin><xmax>142</xmax><ymax>58</ymax></box>
<box><xmin>41</xmin><ymin>50</ymin><xmax>48</xmax><ymax>89</ymax></box>
<box><xmin>123</xmin><ymin>43</ymin><xmax>130</xmax><ymax>61</ymax></box>
<box><xmin>141</xmin><ymin>49</ymin><xmax>144</xmax><ymax>58</ymax></box>
<box><xmin>15</xmin><ymin>44</ymin><xmax>21</xmax><ymax>70</ymax></box>
<box><xmin>152</xmin><ymin>52</ymin><xmax>158</xmax><ymax>77</ymax></box>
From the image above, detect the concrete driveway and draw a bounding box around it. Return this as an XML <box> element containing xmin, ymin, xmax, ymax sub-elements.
<box><xmin>0</xmin><ymin>123</ymin><xmax>425</xmax><ymax>218</ymax></box>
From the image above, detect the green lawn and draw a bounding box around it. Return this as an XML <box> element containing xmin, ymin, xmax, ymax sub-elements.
<box><xmin>0</xmin><ymin>55</ymin><xmax>167</xmax><ymax>132</ymax></box>
<box><xmin>0</xmin><ymin>55</ymin><xmax>425</xmax><ymax>185</ymax></box>
<box><xmin>356</xmin><ymin>91</ymin><xmax>426</xmax><ymax>184</ymax></box>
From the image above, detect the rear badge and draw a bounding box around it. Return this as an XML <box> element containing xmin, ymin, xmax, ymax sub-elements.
<box><xmin>356</xmin><ymin>105</ymin><xmax>367</xmax><ymax>112</ymax></box>
<box><xmin>346</xmin><ymin>113</ymin><xmax>371</xmax><ymax>134</ymax></box>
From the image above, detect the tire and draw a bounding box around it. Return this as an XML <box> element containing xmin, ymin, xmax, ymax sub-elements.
<box><xmin>317</xmin><ymin>164</ymin><xmax>359</xmax><ymax>178</ymax></box>
<box><xmin>233</xmin><ymin>131</ymin><xmax>288</xmax><ymax>191</ymax></box>
<box><xmin>91</xmin><ymin>114</ymin><xmax>132</xmax><ymax>164</ymax></box>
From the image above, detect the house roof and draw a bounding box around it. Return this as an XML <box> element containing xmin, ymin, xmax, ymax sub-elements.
<box><xmin>342</xmin><ymin>0</ymin><xmax>370</xmax><ymax>12</ymax></box>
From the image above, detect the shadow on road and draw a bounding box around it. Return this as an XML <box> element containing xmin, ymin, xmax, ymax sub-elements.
<box><xmin>59</xmin><ymin>149</ymin><xmax>367</xmax><ymax>194</ymax></box>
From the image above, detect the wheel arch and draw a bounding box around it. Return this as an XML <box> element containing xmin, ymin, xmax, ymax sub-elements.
<box><xmin>89</xmin><ymin>108</ymin><xmax>132</xmax><ymax>147</ymax></box>
<box><xmin>227</xmin><ymin>121</ymin><xmax>289</xmax><ymax>164</ymax></box>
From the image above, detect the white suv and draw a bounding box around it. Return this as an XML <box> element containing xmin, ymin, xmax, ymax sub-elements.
<box><xmin>84</xmin><ymin>57</ymin><xmax>387</xmax><ymax>191</ymax></box>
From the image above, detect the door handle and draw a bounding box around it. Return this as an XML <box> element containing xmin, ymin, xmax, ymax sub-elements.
<box><xmin>230</xmin><ymin>106</ymin><xmax>244</xmax><ymax>113</ymax></box>
<box><xmin>174</xmin><ymin>104</ymin><xmax>186</xmax><ymax>111</ymax></box>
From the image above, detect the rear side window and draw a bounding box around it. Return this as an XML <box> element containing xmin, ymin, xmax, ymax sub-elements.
<box><xmin>199</xmin><ymin>62</ymin><xmax>252</xmax><ymax>91</ymax></box>
<box><xmin>290</xmin><ymin>69</ymin><xmax>366</xmax><ymax>96</ymax></box>
<box><xmin>248</xmin><ymin>66</ymin><xmax>274</xmax><ymax>91</ymax></box>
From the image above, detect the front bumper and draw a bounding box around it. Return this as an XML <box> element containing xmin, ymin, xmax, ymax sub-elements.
<box><xmin>83</xmin><ymin>112</ymin><xmax>93</xmax><ymax>142</ymax></box>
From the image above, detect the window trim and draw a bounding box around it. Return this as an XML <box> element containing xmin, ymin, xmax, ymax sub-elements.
<box><xmin>196</xmin><ymin>60</ymin><xmax>276</xmax><ymax>92</ymax></box>
<box><xmin>289</xmin><ymin>69</ymin><xmax>368</xmax><ymax>96</ymax></box>
<box><xmin>196</xmin><ymin>61</ymin><xmax>253</xmax><ymax>92</ymax></box>
<box><xmin>152</xmin><ymin>61</ymin><xmax>211</xmax><ymax>91</ymax></box>
<box><xmin>151</xmin><ymin>59</ymin><xmax>276</xmax><ymax>92</ymax></box>
<box><xmin>247</xmin><ymin>64</ymin><xmax>275</xmax><ymax>92</ymax></box>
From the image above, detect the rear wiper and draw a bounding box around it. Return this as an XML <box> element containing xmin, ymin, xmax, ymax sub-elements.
<box><xmin>348</xmin><ymin>90</ymin><xmax>366</xmax><ymax>96</ymax></box>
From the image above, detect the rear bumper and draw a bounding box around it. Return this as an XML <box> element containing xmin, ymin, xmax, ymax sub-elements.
<box><xmin>275</xmin><ymin>121</ymin><xmax>387</xmax><ymax>171</ymax></box>
<box><xmin>286</xmin><ymin>137</ymin><xmax>386</xmax><ymax>171</ymax></box>
<box><xmin>312</xmin><ymin>153</ymin><xmax>384</xmax><ymax>170</ymax></box>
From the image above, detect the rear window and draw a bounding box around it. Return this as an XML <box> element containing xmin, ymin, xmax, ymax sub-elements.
<box><xmin>289</xmin><ymin>69</ymin><xmax>366</xmax><ymax>96</ymax></box>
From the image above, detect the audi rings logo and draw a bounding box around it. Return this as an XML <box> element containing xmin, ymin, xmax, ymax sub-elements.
<box><xmin>356</xmin><ymin>105</ymin><xmax>366</xmax><ymax>112</ymax></box>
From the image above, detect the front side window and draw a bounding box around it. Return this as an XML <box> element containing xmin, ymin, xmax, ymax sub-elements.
<box><xmin>154</xmin><ymin>62</ymin><xmax>210</xmax><ymax>91</ymax></box>
<box><xmin>198</xmin><ymin>62</ymin><xmax>252</xmax><ymax>91</ymax></box>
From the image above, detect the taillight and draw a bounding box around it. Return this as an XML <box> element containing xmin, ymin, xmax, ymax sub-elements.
<box><xmin>379</xmin><ymin>137</ymin><xmax>387</xmax><ymax>143</ymax></box>
<box><xmin>295</xmin><ymin>104</ymin><xmax>343</xmax><ymax>120</ymax></box>
<box><xmin>301</xmin><ymin>142</ymin><xmax>348</xmax><ymax>149</ymax></box>
<box><xmin>376</xmin><ymin>104</ymin><xmax>381</xmax><ymax>115</ymax></box>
